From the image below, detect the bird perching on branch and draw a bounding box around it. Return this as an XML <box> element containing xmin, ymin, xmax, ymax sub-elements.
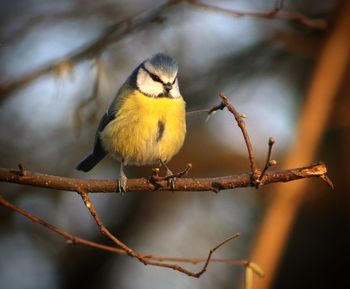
<box><xmin>76</xmin><ymin>53</ymin><xmax>186</xmax><ymax>192</ymax></box>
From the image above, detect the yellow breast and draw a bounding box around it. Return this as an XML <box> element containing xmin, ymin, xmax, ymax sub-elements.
<box><xmin>100</xmin><ymin>90</ymin><xmax>186</xmax><ymax>166</ymax></box>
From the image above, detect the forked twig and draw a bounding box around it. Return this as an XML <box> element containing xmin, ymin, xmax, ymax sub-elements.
<box><xmin>218</xmin><ymin>92</ymin><xmax>259</xmax><ymax>182</ymax></box>
<box><xmin>76</xmin><ymin>190</ymin><xmax>241</xmax><ymax>277</ymax></box>
<box><xmin>0</xmin><ymin>195</ymin><xmax>251</xmax><ymax>272</ymax></box>
<box><xmin>188</xmin><ymin>94</ymin><xmax>258</xmax><ymax>185</ymax></box>
<box><xmin>78</xmin><ymin>190</ymin><xmax>138</xmax><ymax>256</ymax></box>
<box><xmin>151</xmin><ymin>163</ymin><xmax>193</xmax><ymax>183</ymax></box>
<box><xmin>256</xmin><ymin>137</ymin><xmax>277</xmax><ymax>187</ymax></box>
<box><xmin>187</xmin><ymin>92</ymin><xmax>333</xmax><ymax>190</ymax></box>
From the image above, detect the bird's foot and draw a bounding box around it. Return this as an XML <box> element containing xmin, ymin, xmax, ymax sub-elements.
<box><xmin>117</xmin><ymin>174</ymin><xmax>127</xmax><ymax>194</ymax></box>
<box><xmin>150</xmin><ymin>163</ymin><xmax>192</xmax><ymax>191</ymax></box>
<box><xmin>165</xmin><ymin>168</ymin><xmax>176</xmax><ymax>191</ymax></box>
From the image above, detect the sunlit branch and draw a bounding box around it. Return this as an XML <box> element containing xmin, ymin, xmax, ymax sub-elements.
<box><xmin>0</xmin><ymin>162</ymin><xmax>330</xmax><ymax>193</ymax></box>
<box><xmin>257</xmin><ymin>137</ymin><xmax>277</xmax><ymax>187</ymax></box>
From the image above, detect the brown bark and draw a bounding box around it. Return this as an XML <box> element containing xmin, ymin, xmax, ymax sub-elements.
<box><xmin>0</xmin><ymin>162</ymin><xmax>329</xmax><ymax>193</ymax></box>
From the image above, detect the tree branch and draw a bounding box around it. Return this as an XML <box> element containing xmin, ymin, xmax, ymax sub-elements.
<box><xmin>0</xmin><ymin>194</ymin><xmax>247</xmax><ymax>278</ymax></box>
<box><xmin>0</xmin><ymin>91</ymin><xmax>333</xmax><ymax>286</ymax></box>
<box><xmin>0</xmin><ymin>93</ymin><xmax>333</xmax><ymax>192</ymax></box>
<box><xmin>0</xmin><ymin>162</ymin><xmax>331</xmax><ymax>193</ymax></box>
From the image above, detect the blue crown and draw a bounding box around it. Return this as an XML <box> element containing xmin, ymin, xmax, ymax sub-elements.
<box><xmin>148</xmin><ymin>53</ymin><xmax>178</xmax><ymax>77</ymax></box>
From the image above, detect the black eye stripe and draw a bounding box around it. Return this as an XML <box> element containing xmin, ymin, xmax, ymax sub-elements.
<box><xmin>142</xmin><ymin>65</ymin><xmax>164</xmax><ymax>84</ymax></box>
<box><xmin>141</xmin><ymin>65</ymin><xmax>177</xmax><ymax>87</ymax></box>
<box><xmin>150</xmin><ymin>73</ymin><xmax>162</xmax><ymax>83</ymax></box>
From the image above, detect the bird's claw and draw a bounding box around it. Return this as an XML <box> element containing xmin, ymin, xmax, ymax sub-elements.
<box><xmin>167</xmin><ymin>176</ymin><xmax>176</xmax><ymax>190</ymax></box>
<box><xmin>117</xmin><ymin>174</ymin><xmax>127</xmax><ymax>194</ymax></box>
<box><xmin>165</xmin><ymin>168</ymin><xmax>176</xmax><ymax>190</ymax></box>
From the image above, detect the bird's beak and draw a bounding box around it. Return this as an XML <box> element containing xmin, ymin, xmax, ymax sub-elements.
<box><xmin>164</xmin><ymin>83</ymin><xmax>172</xmax><ymax>92</ymax></box>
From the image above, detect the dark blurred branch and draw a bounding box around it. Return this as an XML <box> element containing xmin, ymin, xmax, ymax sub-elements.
<box><xmin>0</xmin><ymin>0</ymin><xmax>328</xmax><ymax>100</ymax></box>
<box><xmin>187</xmin><ymin>0</ymin><xmax>327</xmax><ymax>29</ymax></box>
<box><xmin>0</xmin><ymin>4</ymin><xmax>124</xmax><ymax>44</ymax></box>
<box><xmin>0</xmin><ymin>0</ymin><xmax>181</xmax><ymax>101</ymax></box>
<box><xmin>73</xmin><ymin>57</ymin><xmax>103</xmax><ymax>134</ymax></box>
<box><xmin>0</xmin><ymin>195</ymin><xmax>257</xmax><ymax>278</ymax></box>
<box><xmin>0</xmin><ymin>162</ymin><xmax>331</xmax><ymax>193</ymax></box>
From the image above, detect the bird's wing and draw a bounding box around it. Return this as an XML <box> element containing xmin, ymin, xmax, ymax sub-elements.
<box><xmin>97</xmin><ymin>80</ymin><xmax>131</xmax><ymax>131</ymax></box>
<box><xmin>107</xmin><ymin>79</ymin><xmax>135</xmax><ymax>114</ymax></box>
<box><xmin>95</xmin><ymin>81</ymin><xmax>134</xmax><ymax>140</ymax></box>
<box><xmin>97</xmin><ymin>111</ymin><xmax>116</xmax><ymax>133</ymax></box>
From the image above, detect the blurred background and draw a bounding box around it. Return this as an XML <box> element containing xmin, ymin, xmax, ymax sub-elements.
<box><xmin>1</xmin><ymin>0</ymin><xmax>349</xmax><ymax>289</ymax></box>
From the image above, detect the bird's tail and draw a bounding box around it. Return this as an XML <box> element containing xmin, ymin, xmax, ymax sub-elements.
<box><xmin>76</xmin><ymin>153</ymin><xmax>105</xmax><ymax>172</ymax></box>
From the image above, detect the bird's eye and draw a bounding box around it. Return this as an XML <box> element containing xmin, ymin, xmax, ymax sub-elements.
<box><xmin>150</xmin><ymin>73</ymin><xmax>162</xmax><ymax>83</ymax></box>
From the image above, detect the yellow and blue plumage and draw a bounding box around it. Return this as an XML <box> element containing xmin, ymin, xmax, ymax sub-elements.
<box><xmin>76</xmin><ymin>53</ymin><xmax>186</xmax><ymax>191</ymax></box>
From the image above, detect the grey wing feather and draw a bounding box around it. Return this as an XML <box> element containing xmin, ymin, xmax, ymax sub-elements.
<box><xmin>76</xmin><ymin>111</ymin><xmax>116</xmax><ymax>172</ymax></box>
<box><xmin>76</xmin><ymin>76</ymin><xmax>134</xmax><ymax>172</ymax></box>
<box><xmin>94</xmin><ymin>111</ymin><xmax>116</xmax><ymax>154</ymax></box>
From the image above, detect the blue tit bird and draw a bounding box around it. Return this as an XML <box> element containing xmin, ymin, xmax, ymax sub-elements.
<box><xmin>76</xmin><ymin>53</ymin><xmax>186</xmax><ymax>192</ymax></box>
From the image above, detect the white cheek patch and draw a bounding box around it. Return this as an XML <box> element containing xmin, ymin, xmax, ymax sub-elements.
<box><xmin>137</xmin><ymin>69</ymin><xmax>164</xmax><ymax>97</ymax></box>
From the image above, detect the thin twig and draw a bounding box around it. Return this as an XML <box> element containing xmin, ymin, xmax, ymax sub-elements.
<box><xmin>151</xmin><ymin>163</ymin><xmax>192</xmax><ymax>183</ymax></box>
<box><xmin>78</xmin><ymin>190</ymin><xmax>141</xmax><ymax>258</ymax></box>
<box><xmin>186</xmin><ymin>102</ymin><xmax>226</xmax><ymax>116</ymax></box>
<box><xmin>192</xmin><ymin>233</ymin><xmax>240</xmax><ymax>277</ymax></box>
<box><xmin>0</xmin><ymin>194</ymin><xmax>125</xmax><ymax>253</ymax></box>
<box><xmin>219</xmin><ymin>92</ymin><xmax>259</xmax><ymax>182</ymax></box>
<box><xmin>0</xmin><ymin>195</ymin><xmax>251</xmax><ymax>267</ymax></box>
<box><xmin>257</xmin><ymin>137</ymin><xmax>277</xmax><ymax>187</ymax></box>
<box><xmin>0</xmin><ymin>192</ymin><xmax>266</xmax><ymax>286</ymax></box>
<box><xmin>187</xmin><ymin>0</ymin><xmax>327</xmax><ymax>30</ymax></box>
<box><xmin>76</xmin><ymin>190</ymin><xmax>240</xmax><ymax>277</ymax></box>
<box><xmin>186</xmin><ymin>93</ymin><xmax>333</xmax><ymax>191</ymax></box>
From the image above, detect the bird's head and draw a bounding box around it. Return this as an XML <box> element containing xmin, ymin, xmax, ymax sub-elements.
<box><xmin>135</xmin><ymin>53</ymin><xmax>181</xmax><ymax>98</ymax></box>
